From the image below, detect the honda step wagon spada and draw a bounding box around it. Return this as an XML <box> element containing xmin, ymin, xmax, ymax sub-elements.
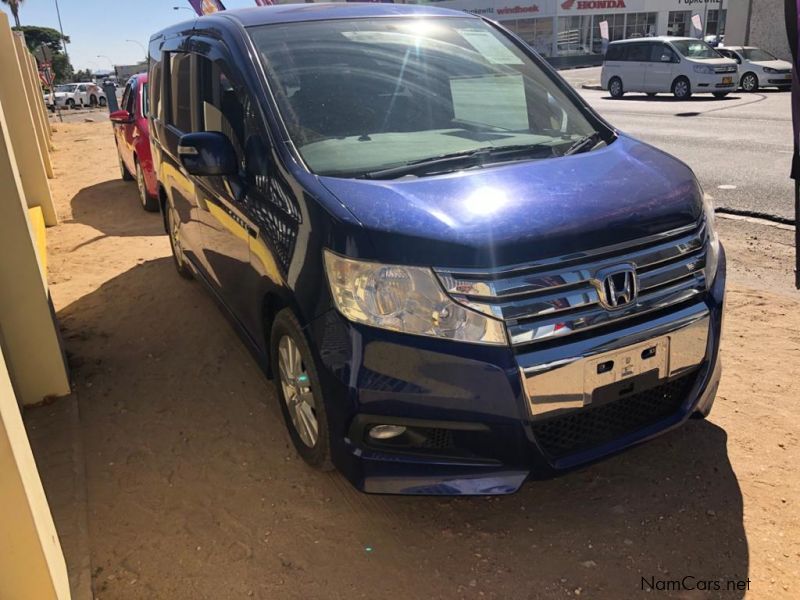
<box><xmin>148</xmin><ymin>4</ymin><xmax>725</xmax><ymax>495</ymax></box>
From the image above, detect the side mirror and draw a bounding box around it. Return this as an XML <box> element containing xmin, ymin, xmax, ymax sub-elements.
<box><xmin>178</xmin><ymin>131</ymin><xmax>238</xmax><ymax>177</ymax></box>
<box><xmin>109</xmin><ymin>109</ymin><xmax>132</xmax><ymax>123</ymax></box>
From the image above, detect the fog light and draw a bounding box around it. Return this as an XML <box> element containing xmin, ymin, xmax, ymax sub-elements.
<box><xmin>368</xmin><ymin>424</ymin><xmax>407</xmax><ymax>440</ymax></box>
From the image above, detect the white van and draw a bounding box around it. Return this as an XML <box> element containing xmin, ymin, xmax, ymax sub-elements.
<box><xmin>601</xmin><ymin>37</ymin><xmax>738</xmax><ymax>100</ymax></box>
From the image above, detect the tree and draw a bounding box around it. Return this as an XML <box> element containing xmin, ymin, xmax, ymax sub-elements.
<box><xmin>13</xmin><ymin>25</ymin><xmax>69</xmax><ymax>55</ymax></box>
<box><xmin>12</xmin><ymin>25</ymin><xmax>73</xmax><ymax>83</ymax></box>
<box><xmin>72</xmin><ymin>69</ymin><xmax>93</xmax><ymax>82</ymax></box>
<box><xmin>50</xmin><ymin>53</ymin><xmax>73</xmax><ymax>83</ymax></box>
<box><xmin>1</xmin><ymin>0</ymin><xmax>25</xmax><ymax>28</ymax></box>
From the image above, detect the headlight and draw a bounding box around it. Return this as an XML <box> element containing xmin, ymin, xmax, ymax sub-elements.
<box><xmin>324</xmin><ymin>250</ymin><xmax>507</xmax><ymax>345</ymax></box>
<box><xmin>762</xmin><ymin>67</ymin><xmax>780</xmax><ymax>74</ymax></box>
<box><xmin>702</xmin><ymin>193</ymin><xmax>720</xmax><ymax>288</ymax></box>
<box><xmin>693</xmin><ymin>64</ymin><xmax>715</xmax><ymax>74</ymax></box>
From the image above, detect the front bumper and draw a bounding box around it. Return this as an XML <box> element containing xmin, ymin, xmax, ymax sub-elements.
<box><xmin>310</xmin><ymin>248</ymin><xmax>726</xmax><ymax>495</ymax></box>
<box><xmin>695</xmin><ymin>74</ymin><xmax>737</xmax><ymax>90</ymax></box>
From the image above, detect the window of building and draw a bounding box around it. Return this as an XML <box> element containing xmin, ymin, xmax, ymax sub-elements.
<box><xmin>667</xmin><ymin>11</ymin><xmax>691</xmax><ymax>37</ymax></box>
<box><xmin>508</xmin><ymin>18</ymin><xmax>554</xmax><ymax>57</ymax></box>
<box><xmin>625</xmin><ymin>12</ymin><xmax>657</xmax><ymax>39</ymax></box>
<box><xmin>592</xmin><ymin>14</ymin><xmax>625</xmax><ymax>54</ymax></box>
<box><xmin>557</xmin><ymin>15</ymin><xmax>592</xmax><ymax>56</ymax></box>
<box><xmin>169</xmin><ymin>53</ymin><xmax>192</xmax><ymax>132</ymax></box>
<box><xmin>706</xmin><ymin>9</ymin><xmax>727</xmax><ymax>36</ymax></box>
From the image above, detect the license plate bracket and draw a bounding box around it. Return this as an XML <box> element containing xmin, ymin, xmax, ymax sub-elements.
<box><xmin>722</xmin><ymin>76</ymin><xmax>733</xmax><ymax>84</ymax></box>
<box><xmin>584</xmin><ymin>337</ymin><xmax>670</xmax><ymax>396</ymax></box>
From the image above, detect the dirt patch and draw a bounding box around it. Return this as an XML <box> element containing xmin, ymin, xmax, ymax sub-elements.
<box><xmin>44</xmin><ymin>121</ymin><xmax>800</xmax><ymax>599</ymax></box>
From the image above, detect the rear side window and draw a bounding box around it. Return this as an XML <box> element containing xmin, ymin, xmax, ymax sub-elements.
<box><xmin>626</xmin><ymin>43</ymin><xmax>650</xmax><ymax>62</ymax></box>
<box><xmin>605</xmin><ymin>44</ymin><xmax>626</xmax><ymax>61</ymax></box>
<box><xmin>169</xmin><ymin>53</ymin><xmax>192</xmax><ymax>132</ymax></box>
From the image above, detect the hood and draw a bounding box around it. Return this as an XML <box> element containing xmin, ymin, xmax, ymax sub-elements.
<box><xmin>688</xmin><ymin>57</ymin><xmax>737</xmax><ymax>67</ymax></box>
<box><xmin>318</xmin><ymin>135</ymin><xmax>702</xmax><ymax>268</ymax></box>
<box><xmin>750</xmin><ymin>59</ymin><xmax>792</xmax><ymax>70</ymax></box>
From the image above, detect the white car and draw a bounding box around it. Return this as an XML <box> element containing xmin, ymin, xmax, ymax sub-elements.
<box><xmin>601</xmin><ymin>37</ymin><xmax>738</xmax><ymax>100</ymax></box>
<box><xmin>49</xmin><ymin>82</ymin><xmax>107</xmax><ymax>109</ymax></box>
<box><xmin>716</xmin><ymin>46</ymin><xmax>792</xmax><ymax>92</ymax></box>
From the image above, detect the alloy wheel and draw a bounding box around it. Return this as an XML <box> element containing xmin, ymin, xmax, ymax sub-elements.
<box><xmin>742</xmin><ymin>73</ymin><xmax>757</xmax><ymax>92</ymax></box>
<box><xmin>136</xmin><ymin>163</ymin><xmax>147</xmax><ymax>208</ymax></box>
<box><xmin>278</xmin><ymin>335</ymin><xmax>319</xmax><ymax>448</ymax></box>
<box><xmin>674</xmin><ymin>80</ymin><xmax>689</xmax><ymax>99</ymax></box>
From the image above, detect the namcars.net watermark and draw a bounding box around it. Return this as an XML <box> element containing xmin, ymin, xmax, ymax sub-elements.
<box><xmin>642</xmin><ymin>576</ymin><xmax>751</xmax><ymax>593</ymax></box>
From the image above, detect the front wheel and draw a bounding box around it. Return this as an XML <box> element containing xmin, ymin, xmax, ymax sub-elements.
<box><xmin>608</xmin><ymin>77</ymin><xmax>624</xmax><ymax>99</ymax></box>
<box><xmin>99</xmin><ymin>96</ymin><xmax>107</xmax><ymax>107</ymax></box>
<box><xmin>89</xmin><ymin>95</ymin><xmax>98</xmax><ymax>107</ymax></box>
<box><xmin>118</xmin><ymin>148</ymin><xmax>133</xmax><ymax>181</ymax></box>
<box><xmin>66</xmin><ymin>98</ymin><xmax>75</xmax><ymax>109</ymax></box>
<box><xmin>166</xmin><ymin>204</ymin><xmax>193</xmax><ymax>279</ymax></box>
<box><xmin>271</xmin><ymin>309</ymin><xmax>333</xmax><ymax>471</ymax></box>
<box><xmin>672</xmin><ymin>77</ymin><xmax>692</xmax><ymax>100</ymax></box>
<box><xmin>136</xmin><ymin>160</ymin><xmax>159</xmax><ymax>212</ymax></box>
<box><xmin>740</xmin><ymin>72</ymin><xmax>759</xmax><ymax>92</ymax></box>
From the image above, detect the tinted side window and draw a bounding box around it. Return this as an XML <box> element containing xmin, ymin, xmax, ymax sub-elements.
<box><xmin>649</xmin><ymin>44</ymin><xmax>676</xmax><ymax>62</ymax></box>
<box><xmin>141</xmin><ymin>82</ymin><xmax>149</xmax><ymax>117</ymax></box>
<box><xmin>196</xmin><ymin>56</ymin><xmax>270</xmax><ymax>180</ymax></box>
<box><xmin>169</xmin><ymin>53</ymin><xmax>192</xmax><ymax>132</ymax></box>
<box><xmin>150</xmin><ymin>60</ymin><xmax>163</xmax><ymax>120</ymax></box>
<box><xmin>605</xmin><ymin>44</ymin><xmax>626</xmax><ymax>61</ymax></box>
<box><xmin>120</xmin><ymin>83</ymin><xmax>133</xmax><ymax>113</ymax></box>
<box><xmin>626</xmin><ymin>43</ymin><xmax>650</xmax><ymax>62</ymax></box>
<box><xmin>124</xmin><ymin>82</ymin><xmax>136</xmax><ymax>114</ymax></box>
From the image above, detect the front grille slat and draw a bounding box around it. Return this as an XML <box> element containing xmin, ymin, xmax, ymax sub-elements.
<box><xmin>531</xmin><ymin>371</ymin><xmax>697</xmax><ymax>459</ymax></box>
<box><xmin>436</xmin><ymin>221</ymin><xmax>708</xmax><ymax>346</ymax></box>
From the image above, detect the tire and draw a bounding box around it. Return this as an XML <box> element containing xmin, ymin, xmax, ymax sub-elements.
<box><xmin>713</xmin><ymin>92</ymin><xmax>729</xmax><ymax>99</ymax></box>
<box><xmin>166</xmin><ymin>203</ymin><xmax>193</xmax><ymax>279</ymax></box>
<box><xmin>646</xmin><ymin>92</ymin><xmax>657</xmax><ymax>97</ymax></box>
<box><xmin>740</xmin><ymin>72</ymin><xmax>759</xmax><ymax>92</ymax></box>
<box><xmin>136</xmin><ymin>160</ymin><xmax>159</xmax><ymax>212</ymax></box>
<box><xmin>99</xmin><ymin>96</ymin><xmax>107</xmax><ymax>107</ymax></box>
<box><xmin>89</xmin><ymin>95</ymin><xmax>97</xmax><ymax>107</ymax></box>
<box><xmin>672</xmin><ymin>77</ymin><xmax>692</xmax><ymax>100</ymax></box>
<box><xmin>118</xmin><ymin>148</ymin><xmax>133</xmax><ymax>181</ymax></box>
<box><xmin>608</xmin><ymin>77</ymin><xmax>624</xmax><ymax>99</ymax></box>
<box><xmin>270</xmin><ymin>309</ymin><xmax>333</xmax><ymax>471</ymax></box>
<box><xmin>66</xmin><ymin>98</ymin><xmax>75</xmax><ymax>109</ymax></box>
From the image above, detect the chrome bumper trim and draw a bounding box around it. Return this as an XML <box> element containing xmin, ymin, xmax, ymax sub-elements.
<box><xmin>520</xmin><ymin>309</ymin><xmax>709</xmax><ymax>418</ymax></box>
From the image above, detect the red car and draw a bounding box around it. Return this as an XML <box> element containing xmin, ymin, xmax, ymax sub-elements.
<box><xmin>110</xmin><ymin>73</ymin><xmax>158</xmax><ymax>211</ymax></box>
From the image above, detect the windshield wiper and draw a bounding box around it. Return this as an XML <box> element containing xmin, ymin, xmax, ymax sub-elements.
<box><xmin>360</xmin><ymin>143</ymin><xmax>556</xmax><ymax>180</ymax></box>
<box><xmin>563</xmin><ymin>132</ymin><xmax>606</xmax><ymax>156</ymax></box>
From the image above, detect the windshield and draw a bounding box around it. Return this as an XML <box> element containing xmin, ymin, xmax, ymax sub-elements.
<box><xmin>671</xmin><ymin>40</ymin><xmax>722</xmax><ymax>60</ymax></box>
<box><xmin>742</xmin><ymin>47</ymin><xmax>778</xmax><ymax>62</ymax></box>
<box><xmin>250</xmin><ymin>17</ymin><xmax>600</xmax><ymax>178</ymax></box>
<box><xmin>56</xmin><ymin>84</ymin><xmax>78</xmax><ymax>92</ymax></box>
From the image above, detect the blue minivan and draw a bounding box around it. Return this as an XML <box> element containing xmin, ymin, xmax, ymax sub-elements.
<box><xmin>148</xmin><ymin>4</ymin><xmax>725</xmax><ymax>495</ymax></box>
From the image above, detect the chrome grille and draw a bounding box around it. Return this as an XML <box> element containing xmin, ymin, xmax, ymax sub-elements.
<box><xmin>435</xmin><ymin>221</ymin><xmax>708</xmax><ymax>347</ymax></box>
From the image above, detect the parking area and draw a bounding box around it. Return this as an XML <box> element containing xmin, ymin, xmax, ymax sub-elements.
<box><xmin>25</xmin><ymin>117</ymin><xmax>800</xmax><ymax>599</ymax></box>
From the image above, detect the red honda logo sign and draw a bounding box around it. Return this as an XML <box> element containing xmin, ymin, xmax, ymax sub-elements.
<box><xmin>561</xmin><ymin>0</ymin><xmax>626</xmax><ymax>9</ymax></box>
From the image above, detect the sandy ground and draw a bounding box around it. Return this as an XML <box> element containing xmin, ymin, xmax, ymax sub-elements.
<box><xmin>39</xmin><ymin>120</ymin><xmax>800</xmax><ymax>599</ymax></box>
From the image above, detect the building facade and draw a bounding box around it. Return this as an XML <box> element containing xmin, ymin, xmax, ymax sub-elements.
<box><xmin>276</xmin><ymin>0</ymin><xmax>727</xmax><ymax>62</ymax></box>
<box><xmin>419</xmin><ymin>0</ymin><xmax>727</xmax><ymax>58</ymax></box>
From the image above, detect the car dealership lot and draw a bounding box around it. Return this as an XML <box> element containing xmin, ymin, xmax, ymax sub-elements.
<box><xmin>24</xmin><ymin>117</ymin><xmax>800</xmax><ymax>599</ymax></box>
<box><xmin>561</xmin><ymin>67</ymin><xmax>794</xmax><ymax>222</ymax></box>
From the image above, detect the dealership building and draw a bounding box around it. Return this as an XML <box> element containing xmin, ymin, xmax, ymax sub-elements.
<box><xmin>420</xmin><ymin>0</ymin><xmax>727</xmax><ymax>61</ymax></box>
<box><xmin>277</xmin><ymin>0</ymin><xmax>728</xmax><ymax>65</ymax></box>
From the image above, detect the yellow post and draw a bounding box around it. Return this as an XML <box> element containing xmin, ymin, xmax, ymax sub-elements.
<box><xmin>0</xmin><ymin>345</ymin><xmax>70</xmax><ymax>600</ymax></box>
<box><xmin>13</xmin><ymin>32</ymin><xmax>53</xmax><ymax>178</ymax></box>
<box><xmin>0</xmin><ymin>13</ymin><xmax>57</xmax><ymax>226</ymax></box>
<box><xmin>0</xmin><ymin>97</ymin><xmax>70</xmax><ymax>405</ymax></box>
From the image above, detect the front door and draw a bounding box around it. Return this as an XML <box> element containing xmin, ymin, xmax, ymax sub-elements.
<box><xmin>190</xmin><ymin>47</ymin><xmax>264</xmax><ymax>337</ymax></box>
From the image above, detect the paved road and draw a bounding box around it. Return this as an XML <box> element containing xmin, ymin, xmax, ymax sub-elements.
<box><xmin>560</xmin><ymin>67</ymin><xmax>794</xmax><ymax>221</ymax></box>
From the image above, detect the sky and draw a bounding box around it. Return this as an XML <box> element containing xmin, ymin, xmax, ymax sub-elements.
<box><xmin>0</xmin><ymin>0</ymin><xmax>264</xmax><ymax>72</ymax></box>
